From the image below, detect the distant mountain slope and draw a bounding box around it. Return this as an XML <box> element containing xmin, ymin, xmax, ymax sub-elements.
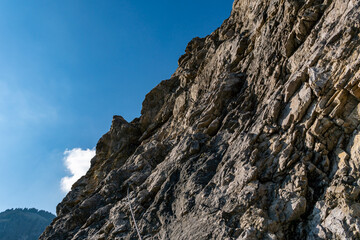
<box><xmin>0</xmin><ymin>208</ymin><xmax>55</xmax><ymax>240</ymax></box>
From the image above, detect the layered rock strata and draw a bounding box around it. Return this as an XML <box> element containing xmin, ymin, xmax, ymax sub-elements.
<box><xmin>41</xmin><ymin>0</ymin><xmax>360</xmax><ymax>239</ymax></box>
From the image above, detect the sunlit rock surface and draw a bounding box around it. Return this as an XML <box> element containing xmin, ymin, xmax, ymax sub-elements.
<box><xmin>41</xmin><ymin>0</ymin><xmax>360</xmax><ymax>239</ymax></box>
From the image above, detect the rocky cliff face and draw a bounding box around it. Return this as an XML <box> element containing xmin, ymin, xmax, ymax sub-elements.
<box><xmin>41</xmin><ymin>0</ymin><xmax>360</xmax><ymax>239</ymax></box>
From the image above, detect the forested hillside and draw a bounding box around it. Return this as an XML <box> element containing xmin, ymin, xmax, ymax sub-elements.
<box><xmin>0</xmin><ymin>208</ymin><xmax>55</xmax><ymax>240</ymax></box>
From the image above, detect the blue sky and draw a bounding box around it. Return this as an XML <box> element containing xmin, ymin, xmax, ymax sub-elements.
<box><xmin>0</xmin><ymin>0</ymin><xmax>234</xmax><ymax>214</ymax></box>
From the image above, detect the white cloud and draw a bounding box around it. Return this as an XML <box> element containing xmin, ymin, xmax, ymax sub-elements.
<box><xmin>60</xmin><ymin>148</ymin><xmax>95</xmax><ymax>193</ymax></box>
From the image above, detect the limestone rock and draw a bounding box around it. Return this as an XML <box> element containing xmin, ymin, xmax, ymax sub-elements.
<box><xmin>41</xmin><ymin>0</ymin><xmax>360</xmax><ymax>239</ymax></box>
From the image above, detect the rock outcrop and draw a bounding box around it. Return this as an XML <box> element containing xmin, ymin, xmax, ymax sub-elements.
<box><xmin>41</xmin><ymin>0</ymin><xmax>360</xmax><ymax>239</ymax></box>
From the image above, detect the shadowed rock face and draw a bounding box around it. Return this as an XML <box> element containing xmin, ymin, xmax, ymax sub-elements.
<box><xmin>41</xmin><ymin>0</ymin><xmax>360</xmax><ymax>239</ymax></box>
